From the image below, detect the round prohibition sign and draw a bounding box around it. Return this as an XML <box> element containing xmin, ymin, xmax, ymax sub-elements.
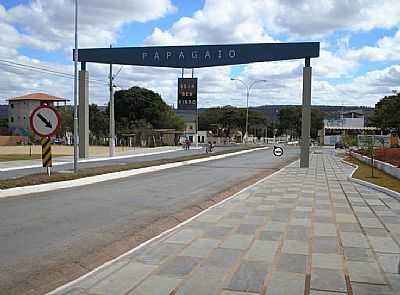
<box><xmin>30</xmin><ymin>105</ymin><xmax>60</xmax><ymax>137</ymax></box>
<box><xmin>273</xmin><ymin>146</ymin><xmax>284</xmax><ymax>157</ymax></box>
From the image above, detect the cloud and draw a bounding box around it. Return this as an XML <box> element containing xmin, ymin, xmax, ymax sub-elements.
<box><xmin>346</xmin><ymin>29</ymin><xmax>400</xmax><ymax>62</ymax></box>
<box><xmin>5</xmin><ymin>0</ymin><xmax>176</xmax><ymax>50</ymax></box>
<box><xmin>273</xmin><ymin>0</ymin><xmax>400</xmax><ymax>36</ymax></box>
<box><xmin>145</xmin><ymin>0</ymin><xmax>400</xmax><ymax>45</ymax></box>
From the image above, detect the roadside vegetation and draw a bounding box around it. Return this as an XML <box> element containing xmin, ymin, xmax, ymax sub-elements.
<box><xmin>345</xmin><ymin>155</ymin><xmax>400</xmax><ymax>193</ymax></box>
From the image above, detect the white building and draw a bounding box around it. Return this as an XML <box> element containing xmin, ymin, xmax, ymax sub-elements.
<box><xmin>8</xmin><ymin>93</ymin><xmax>68</xmax><ymax>136</ymax></box>
<box><xmin>175</xmin><ymin>109</ymin><xmax>198</xmax><ymax>144</ymax></box>
<box><xmin>321</xmin><ymin>111</ymin><xmax>377</xmax><ymax>145</ymax></box>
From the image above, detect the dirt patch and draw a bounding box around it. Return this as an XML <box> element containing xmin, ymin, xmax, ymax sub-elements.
<box><xmin>375</xmin><ymin>148</ymin><xmax>400</xmax><ymax>167</ymax></box>
<box><xmin>0</xmin><ymin>161</ymin><xmax>295</xmax><ymax>295</ymax></box>
<box><xmin>354</xmin><ymin>148</ymin><xmax>400</xmax><ymax>167</ymax></box>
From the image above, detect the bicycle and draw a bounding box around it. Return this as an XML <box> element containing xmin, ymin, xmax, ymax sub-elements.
<box><xmin>206</xmin><ymin>144</ymin><xmax>214</xmax><ymax>154</ymax></box>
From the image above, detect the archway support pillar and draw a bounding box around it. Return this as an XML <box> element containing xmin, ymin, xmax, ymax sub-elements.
<box><xmin>79</xmin><ymin>62</ymin><xmax>89</xmax><ymax>158</ymax></box>
<box><xmin>300</xmin><ymin>57</ymin><xmax>312</xmax><ymax>168</ymax></box>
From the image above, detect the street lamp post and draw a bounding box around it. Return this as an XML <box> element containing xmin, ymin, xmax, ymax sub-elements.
<box><xmin>231</xmin><ymin>78</ymin><xmax>266</xmax><ymax>143</ymax></box>
<box><xmin>73</xmin><ymin>0</ymin><xmax>79</xmax><ymax>172</ymax></box>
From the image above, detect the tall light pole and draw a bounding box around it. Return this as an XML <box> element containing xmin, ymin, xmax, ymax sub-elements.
<box><xmin>109</xmin><ymin>45</ymin><xmax>115</xmax><ymax>157</ymax></box>
<box><xmin>231</xmin><ymin>78</ymin><xmax>267</xmax><ymax>143</ymax></box>
<box><xmin>73</xmin><ymin>0</ymin><xmax>79</xmax><ymax>172</ymax></box>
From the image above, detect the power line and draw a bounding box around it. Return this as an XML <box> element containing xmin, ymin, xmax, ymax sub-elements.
<box><xmin>0</xmin><ymin>59</ymin><xmax>108</xmax><ymax>86</ymax></box>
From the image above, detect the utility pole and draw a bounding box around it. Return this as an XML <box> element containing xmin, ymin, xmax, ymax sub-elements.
<box><xmin>73</xmin><ymin>0</ymin><xmax>79</xmax><ymax>172</ymax></box>
<box><xmin>109</xmin><ymin>44</ymin><xmax>115</xmax><ymax>157</ymax></box>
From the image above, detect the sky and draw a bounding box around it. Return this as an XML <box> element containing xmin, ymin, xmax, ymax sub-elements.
<box><xmin>0</xmin><ymin>0</ymin><xmax>399</xmax><ymax>108</ymax></box>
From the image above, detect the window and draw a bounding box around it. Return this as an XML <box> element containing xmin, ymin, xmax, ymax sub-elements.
<box><xmin>10</xmin><ymin>117</ymin><xmax>14</xmax><ymax>123</ymax></box>
<box><xmin>10</xmin><ymin>103</ymin><xmax>14</xmax><ymax>108</ymax></box>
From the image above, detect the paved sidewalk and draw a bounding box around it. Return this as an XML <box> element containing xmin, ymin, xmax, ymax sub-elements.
<box><xmin>50</xmin><ymin>150</ymin><xmax>400</xmax><ymax>295</ymax></box>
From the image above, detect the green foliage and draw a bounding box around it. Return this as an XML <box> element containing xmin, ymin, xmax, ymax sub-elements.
<box><xmin>198</xmin><ymin>106</ymin><xmax>267</xmax><ymax>137</ymax></box>
<box><xmin>114</xmin><ymin>86</ymin><xmax>184</xmax><ymax>135</ymax></box>
<box><xmin>89</xmin><ymin>104</ymin><xmax>109</xmax><ymax>144</ymax></box>
<box><xmin>342</xmin><ymin>134</ymin><xmax>357</xmax><ymax>148</ymax></box>
<box><xmin>278</xmin><ymin>106</ymin><xmax>301</xmax><ymax>138</ymax></box>
<box><xmin>311</xmin><ymin>108</ymin><xmax>325</xmax><ymax>138</ymax></box>
<box><xmin>0</xmin><ymin>118</ymin><xmax>8</xmax><ymax>129</ymax></box>
<box><xmin>278</xmin><ymin>106</ymin><xmax>325</xmax><ymax>138</ymax></box>
<box><xmin>371</xmin><ymin>92</ymin><xmax>400</xmax><ymax>132</ymax></box>
<box><xmin>58</xmin><ymin>107</ymin><xmax>73</xmax><ymax>136</ymax></box>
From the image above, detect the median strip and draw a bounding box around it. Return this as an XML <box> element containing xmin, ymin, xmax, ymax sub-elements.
<box><xmin>0</xmin><ymin>146</ymin><xmax>269</xmax><ymax>198</ymax></box>
<box><xmin>344</xmin><ymin>156</ymin><xmax>400</xmax><ymax>193</ymax></box>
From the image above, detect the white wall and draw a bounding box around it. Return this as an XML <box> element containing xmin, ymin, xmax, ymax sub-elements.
<box><xmin>324</xmin><ymin>135</ymin><xmax>342</xmax><ymax>145</ymax></box>
<box><xmin>324</xmin><ymin>117</ymin><xmax>364</xmax><ymax>128</ymax></box>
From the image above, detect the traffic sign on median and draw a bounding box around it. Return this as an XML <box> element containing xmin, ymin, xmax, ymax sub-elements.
<box><xmin>273</xmin><ymin>146</ymin><xmax>284</xmax><ymax>157</ymax></box>
<box><xmin>30</xmin><ymin>105</ymin><xmax>60</xmax><ymax>137</ymax></box>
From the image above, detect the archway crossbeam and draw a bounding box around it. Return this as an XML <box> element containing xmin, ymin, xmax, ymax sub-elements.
<box><xmin>75</xmin><ymin>42</ymin><xmax>319</xmax><ymax>68</ymax></box>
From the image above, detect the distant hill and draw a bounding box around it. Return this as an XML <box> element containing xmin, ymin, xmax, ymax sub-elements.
<box><xmin>250</xmin><ymin>105</ymin><xmax>374</xmax><ymax>122</ymax></box>
<box><xmin>199</xmin><ymin>105</ymin><xmax>374</xmax><ymax>122</ymax></box>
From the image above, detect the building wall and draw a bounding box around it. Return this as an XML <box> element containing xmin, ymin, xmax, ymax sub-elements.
<box><xmin>324</xmin><ymin>117</ymin><xmax>364</xmax><ymax>129</ymax></box>
<box><xmin>197</xmin><ymin>131</ymin><xmax>207</xmax><ymax>144</ymax></box>
<box><xmin>0</xmin><ymin>135</ymin><xmax>29</xmax><ymax>145</ymax></box>
<box><xmin>324</xmin><ymin>135</ymin><xmax>342</xmax><ymax>145</ymax></box>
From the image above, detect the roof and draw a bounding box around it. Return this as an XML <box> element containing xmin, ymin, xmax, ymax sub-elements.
<box><xmin>8</xmin><ymin>93</ymin><xmax>68</xmax><ymax>102</ymax></box>
<box><xmin>324</xmin><ymin>127</ymin><xmax>378</xmax><ymax>130</ymax></box>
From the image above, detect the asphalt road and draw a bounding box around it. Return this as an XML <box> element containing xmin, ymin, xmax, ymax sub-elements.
<box><xmin>0</xmin><ymin>146</ymin><xmax>299</xmax><ymax>292</ymax></box>
<box><xmin>0</xmin><ymin>145</ymin><xmax>243</xmax><ymax>180</ymax></box>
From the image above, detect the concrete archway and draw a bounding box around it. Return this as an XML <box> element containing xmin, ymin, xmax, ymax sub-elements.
<box><xmin>75</xmin><ymin>42</ymin><xmax>319</xmax><ymax>167</ymax></box>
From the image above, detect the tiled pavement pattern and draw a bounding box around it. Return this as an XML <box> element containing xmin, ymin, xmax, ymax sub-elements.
<box><xmin>52</xmin><ymin>151</ymin><xmax>400</xmax><ymax>295</ymax></box>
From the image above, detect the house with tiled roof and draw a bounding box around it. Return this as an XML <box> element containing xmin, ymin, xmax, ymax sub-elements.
<box><xmin>8</xmin><ymin>93</ymin><xmax>68</xmax><ymax>136</ymax></box>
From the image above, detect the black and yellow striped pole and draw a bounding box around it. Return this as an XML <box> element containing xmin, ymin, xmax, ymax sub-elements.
<box><xmin>41</xmin><ymin>137</ymin><xmax>52</xmax><ymax>176</ymax></box>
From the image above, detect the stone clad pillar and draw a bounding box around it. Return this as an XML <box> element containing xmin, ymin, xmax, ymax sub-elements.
<box><xmin>79</xmin><ymin>63</ymin><xmax>89</xmax><ymax>158</ymax></box>
<box><xmin>300</xmin><ymin>58</ymin><xmax>312</xmax><ymax>168</ymax></box>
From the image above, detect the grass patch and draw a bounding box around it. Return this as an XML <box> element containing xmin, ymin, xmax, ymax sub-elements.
<box><xmin>0</xmin><ymin>146</ymin><xmax>261</xmax><ymax>190</ymax></box>
<box><xmin>345</xmin><ymin>156</ymin><xmax>400</xmax><ymax>193</ymax></box>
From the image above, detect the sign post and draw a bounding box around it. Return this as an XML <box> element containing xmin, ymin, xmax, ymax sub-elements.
<box><xmin>41</xmin><ymin>137</ymin><xmax>52</xmax><ymax>175</ymax></box>
<box><xmin>30</xmin><ymin>105</ymin><xmax>61</xmax><ymax>176</ymax></box>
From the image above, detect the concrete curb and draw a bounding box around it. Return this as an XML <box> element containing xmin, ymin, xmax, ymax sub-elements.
<box><xmin>349</xmin><ymin>150</ymin><xmax>400</xmax><ymax>180</ymax></box>
<box><xmin>0</xmin><ymin>147</ymin><xmax>270</xmax><ymax>199</ymax></box>
<box><xmin>0</xmin><ymin>147</ymin><xmax>184</xmax><ymax>172</ymax></box>
<box><xmin>46</xmin><ymin>155</ymin><xmax>286</xmax><ymax>295</ymax></box>
<box><xmin>341</xmin><ymin>159</ymin><xmax>400</xmax><ymax>201</ymax></box>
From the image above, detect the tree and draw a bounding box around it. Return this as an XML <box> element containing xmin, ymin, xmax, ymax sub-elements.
<box><xmin>0</xmin><ymin>118</ymin><xmax>7</xmax><ymax>129</ymax></box>
<box><xmin>199</xmin><ymin>106</ymin><xmax>268</xmax><ymax>137</ymax></box>
<box><xmin>311</xmin><ymin>108</ymin><xmax>325</xmax><ymax>138</ymax></box>
<box><xmin>89</xmin><ymin>104</ymin><xmax>109</xmax><ymax>144</ymax></box>
<box><xmin>371</xmin><ymin>92</ymin><xmax>400</xmax><ymax>133</ymax></box>
<box><xmin>57</xmin><ymin>107</ymin><xmax>73</xmax><ymax>137</ymax></box>
<box><xmin>114</xmin><ymin>86</ymin><xmax>184</xmax><ymax>135</ymax></box>
<box><xmin>278</xmin><ymin>107</ymin><xmax>301</xmax><ymax>139</ymax></box>
<box><xmin>278</xmin><ymin>106</ymin><xmax>325</xmax><ymax>139</ymax></box>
